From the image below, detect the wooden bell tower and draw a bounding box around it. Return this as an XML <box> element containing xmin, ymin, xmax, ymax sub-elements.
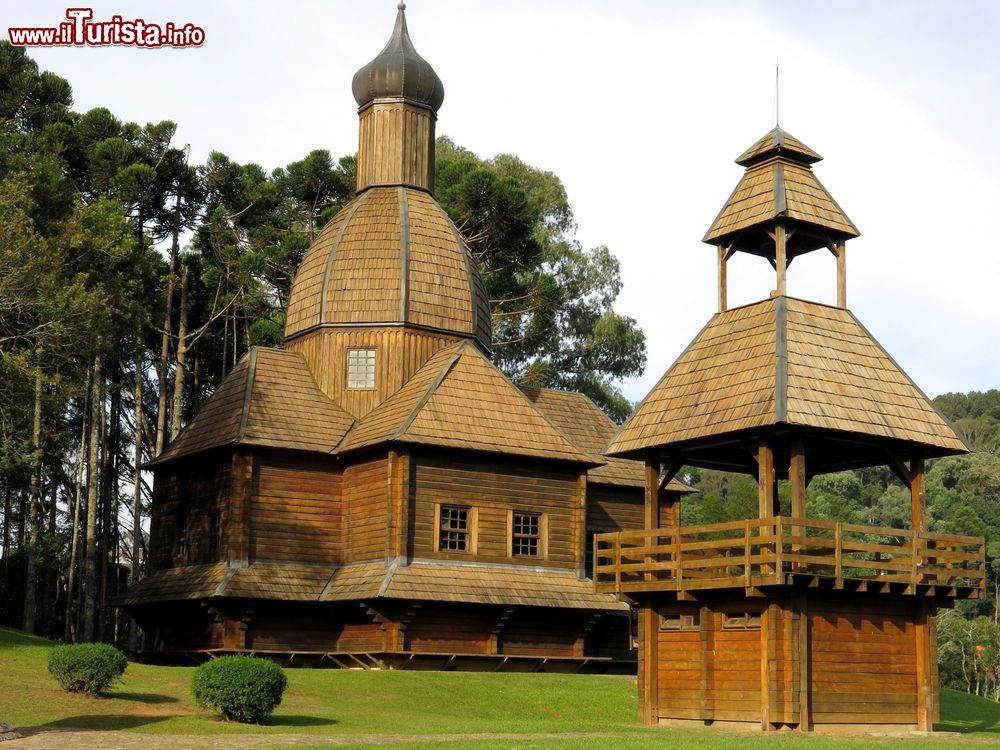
<box><xmin>598</xmin><ymin>127</ymin><xmax>985</xmax><ymax>732</ymax></box>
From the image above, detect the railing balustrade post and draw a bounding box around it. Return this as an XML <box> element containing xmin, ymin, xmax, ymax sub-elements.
<box><xmin>614</xmin><ymin>536</ymin><xmax>622</xmax><ymax>593</ymax></box>
<box><xmin>774</xmin><ymin>517</ymin><xmax>784</xmax><ymax>583</ymax></box>
<box><xmin>835</xmin><ymin>522</ymin><xmax>843</xmax><ymax>588</ymax></box>
<box><xmin>674</xmin><ymin>527</ymin><xmax>683</xmax><ymax>591</ymax></box>
<box><xmin>744</xmin><ymin>519</ymin><xmax>752</xmax><ymax>587</ymax></box>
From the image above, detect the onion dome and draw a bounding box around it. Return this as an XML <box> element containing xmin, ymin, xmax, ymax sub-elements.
<box><xmin>284</xmin><ymin>186</ymin><xmax>492</xmax><ymax>354</ymax></box>
<box><xmin>352</xmin><ymin>3</ymin><xmax>444</xmax><ymax>114</ymax></box>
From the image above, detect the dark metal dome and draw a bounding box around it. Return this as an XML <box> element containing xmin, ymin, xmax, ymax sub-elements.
<box><xmin>351</xmin><ymin>3</ymin><xmax>445</xmax><ymax>113</ymax></box>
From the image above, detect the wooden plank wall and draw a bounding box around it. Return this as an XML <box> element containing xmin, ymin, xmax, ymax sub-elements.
<box><xmin>357</xmin><ymin>102</ymin><xmax>435</xmax><ymax>192</ymax></box>
<box><xmin>286</xmin><ymin>328</ymin><xmax>459</xmax><ymax>418</ymax></box>
<box><xmin>650</xmin><ymin>594</ymin><xmax>923</xmax><ymax>729</ymax></box>
<box><xmin>249</xmin><ymin>451</ymin><xmax>341</xmax><ymax>564</ymax></box>
<box><xmin>411</xmin><ymin>451</ymin><xmax>580</xmax><ymax>567</ymax></box>
<box><xmin>247</xmin><ymin>603</ymin><xmax>386</xmax><ymax>652</ymax></box>
<box><xmin>809</xmin><ymin>597</ymin><xmax>918</xmax><ymax>726</ymax></box>
<box><xmin>500</xmin><ymin>608</ymin><xmax>580</xmax><ymax>657</ymax></box>
<box><xmin>404</xmin><ymin>605</ymin><xmax>493</xmax><ymax>654</ymax></box>
<box><xmin>149</xmin><ymin>455</ymin><xmax>232</xmax><ymax>570</ymax></box>
<box><xmin>344</xmin><ymin>455</ymin><xmax>389</xmax><ymax>562</ymax></box>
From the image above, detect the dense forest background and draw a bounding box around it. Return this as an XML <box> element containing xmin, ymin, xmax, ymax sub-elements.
<box><xmin>1</xmin><ymin>43</ymin><xmax>998</xmax><ymax>700</ymax></box>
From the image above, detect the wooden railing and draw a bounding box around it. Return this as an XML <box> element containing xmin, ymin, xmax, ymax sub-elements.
<box><xmin>593</xmin><ymin>516</ymin><xmax>985</xmax><ymax>596</ymax></box>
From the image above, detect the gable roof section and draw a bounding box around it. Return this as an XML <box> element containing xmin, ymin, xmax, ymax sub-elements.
<box><xmin>337</xmin><ymin>341</ymin><xmax>596</xmax><ymax>464</ymax></box>
<box><xmin>606</xmin><ymin>297</ymin><xmax>969</xmax><ymax>458</ymax></box>
<box><xmin>519</xmin><ymin>386</ymin><xmax>688</xmax><ymax>490</ymax></box>
<box><xmin>152</xmin><ymin>347</ymin><xmax>355</xmax><ymax>465</ymax></box>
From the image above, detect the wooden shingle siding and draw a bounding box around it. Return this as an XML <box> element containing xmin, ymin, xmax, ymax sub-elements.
<box><xmin>410</xmin><ymin>452</ymin><xmax>578</xmax><ymax>567</ymax></box>
<box><xmin>152</xmin><ymin>348</ymin><xmax>354</xmax><ymax>464</ymax></box>
<box><xmin>343</xmin><ymin>456</ymin><xmax>389</xmax><ymax>562</ymax></box>
<box><xmin>339</xmin><ymin>343</ymin><xmax>593</xmax><ymax>463</ymax></box>
<box><xmin>249</xmin><ymin>452</ymin><xmax>341</xmax><ymax>564</ymax></box>
<box><xmin>283</xmin><ymin>186</ymin><xmax>491</xmax><ymax>354</ymax></box>
<box><xmin>607</xmin><ymin>296</ymin><xmax>968</xmax><ymax>458</ymax></box>
<box><xmin>704</xmin><ymin>127</ymin><xmax>858</xmax><ymax>244</ymax></box>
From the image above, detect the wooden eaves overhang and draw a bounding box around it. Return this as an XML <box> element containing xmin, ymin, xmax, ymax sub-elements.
<box><xmin>605</xmin><ymin>295</ymin><xmax>970</xmax><ymax>473</ymax></box>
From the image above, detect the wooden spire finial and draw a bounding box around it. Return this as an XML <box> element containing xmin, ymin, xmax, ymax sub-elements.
<box><xmin>774</xmin><ymin>58</ymin><xmax>781</xmax><ymax>127</ymax></box>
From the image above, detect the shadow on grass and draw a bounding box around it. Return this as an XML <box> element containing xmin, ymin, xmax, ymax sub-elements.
<box><xmin>265</xmin><ymin>715</ymin><xmax>338</xmax><ymax>728</ymax></box>
<box><xmin>23</xmin><ymin>714</ymin><xmax>174</xmax><ymax>733</ymax></box>
<box><xmin>109</xmin><ymin>692</ymin><xmax>179</xmax><ymax>704</ymax></box>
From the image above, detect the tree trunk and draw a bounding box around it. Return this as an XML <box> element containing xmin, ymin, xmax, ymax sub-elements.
<box><xmin>65</xmin><ymin>399</ymin><xmax>86</xmax><ymax>642</ymax></box>
<box><xmin>83</xmin><ymin>352</ymin><xmax>102</xmax><ymax>642</ymax></box>
<box><xmin>129</xmin><ymin>358</ymin><xmax>144</xmax><ymax>651</ymax></box>
<box><xmin>22</xmin><ymin>372</ymin><xmax>43</xmax><ymax>634</ymax></box>
<box><xmin>155</xmin><ymin>196</ymin><xmax>181</xmax><ymax>456</ymax></box>
<box><xmin>99</xmin><ymin>381</ymin><xmax>119</xmax><ymax>641</ymax></box>
<box><xmin>2</xmin><ymin>484</ymin><xmax>10</xmax><ymax>559</ymax></box>
<box><xmin>170</xmin><ymin>266</ymin><xmax>190</xmax><ymax>440</ymax></box>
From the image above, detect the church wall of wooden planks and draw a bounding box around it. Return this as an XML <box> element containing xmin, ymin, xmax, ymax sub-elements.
<box><xmin>118</xmin><ymin>4</ymin><xmax>690</xmax><ymax>672</ymax></box>
<box><xmin>598</xmin><ymin>128</ymin><xmax>985</xmax><ymax>730</ymax></box>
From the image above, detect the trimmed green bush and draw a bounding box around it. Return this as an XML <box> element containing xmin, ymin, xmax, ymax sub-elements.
<box><xmin>191</xmin><ymin>655</ymin><xmax>287</xmax><ymax>723</ymax></box>
<box><xmin>47</xmin><ymin>643</ymin><xmax>127</xmax><ymax>694</ymax></box>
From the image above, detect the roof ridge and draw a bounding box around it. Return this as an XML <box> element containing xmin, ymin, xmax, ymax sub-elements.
<box><xmin>390</xmin><ymin>341</ymin><xmax>467</xmax><ymax>441</ymax></box>
<box><xmin>236</xmin><ymin>346</ymin><xmax>259</xmax><ymax>443</ymax></box>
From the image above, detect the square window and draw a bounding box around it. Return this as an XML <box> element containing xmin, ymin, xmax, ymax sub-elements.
<box><xmin>512</xmin><ymin>512</ymin><xmax>541</xmax><ymax>557</ymax></box>
<box><xmin>439</xmin><ymin>506</ymin><xmax>469</xmax><ymax>551</ymax></box>
<box><xmin>346</xmin><ymin>348</ymin><xmax>377</xmax><ymax>389</ymax></box>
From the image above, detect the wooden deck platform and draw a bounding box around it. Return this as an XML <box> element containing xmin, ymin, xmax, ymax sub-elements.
<box><xmin>594</xmin><ymin>517</ymin><xmax>985</xmax><ymax>599</ymax></box>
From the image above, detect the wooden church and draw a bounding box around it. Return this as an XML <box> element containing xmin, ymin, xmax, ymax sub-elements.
<box><xmin>595</xmin><ymin>127</ymin><xmax>986</xmax><ymax>730</ymax></box>
<box><xmin>119</xmin><ymin>4</ymin><xmax>687</xmax><ymax>670</ymax></box>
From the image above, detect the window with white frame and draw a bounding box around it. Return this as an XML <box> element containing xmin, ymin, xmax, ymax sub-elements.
<box><xmin>438</xmin><ymin>505</ymin><xmax>470</xmax><ymax>551</ymax></box>
<box><xmin>346</xmin><ymin>348</ymin><xmax>377</xmax><ymax>389</ymax></box>
<box><xmin>511</xmin><ymin>511</ymin><xmax>542</xmax><ymax>557</ymax></box>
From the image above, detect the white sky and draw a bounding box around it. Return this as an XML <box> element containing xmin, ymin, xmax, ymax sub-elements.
<box><xmin>11</xmin><ymin>0</ymin><xmax>1000</xmax><ymax>403</ymax></box>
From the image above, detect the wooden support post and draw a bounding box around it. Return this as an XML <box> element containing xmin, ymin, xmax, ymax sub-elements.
<box><xmin>644</xmin><ymin>459</ymin><xmax>660</xmax><ymax>530</ymax></box>
<box><xmin>229</xmin><ymin>451</ymin><xmax>252</xmax><ymax>566</ymax></box>
<box><xmin>386</xmin><ymin>449</ymin><xmax>410</xmax><ymax>561</ymax></box>
<box><xmin>639</xmin><ymin>603</ymin><xmax>659</xmax><ymax>725</ymax></box>
<box><xmin>915</xmin><ymin>598</ymin><xmax>934</xmax><ymax>731</ymax></box>
<box><xmin>910</xmin><ymin>456</ymin><xmax>926</xmax><ymax>534</ymax></box>
<box><xmin>835</xmin><ymin>241</ymin><xmax>847</xmax><ymax>309</ymax></box>
<box><xmin>789</xmin><ymin>438</ymin><xmax>807</xmax><ymax>570</ymax></box>
<box><xmin>700</xmin><ymin>606</ymin><xmax>714</xmax><ymax>723</ymax></box>
<box><xmin>576</xmin><ymin>470</ymin><xmax>588</xmax><ymax>578</ymax></box>
<box><xmin>760</xmin><ymin>603</ymin><xmax>776</xmax><ymax>730</ymax></box>
<box><xmin>775</xmin><ymin>223</ymin><xmax>787</xmax><ymax>296</ymax></box>
<box><xmin>717</xmin><ymin>244</ymin><xmax>728</xmax><ymax>313</ymax></box>
<box><xmin>757</xmin><ymin>439</ymin><xmax>775</xmax><ymax>519</ymax></box>
<box><xmin>796</xmin><ymin>594</ymin><xmax>811</xmax><ymax>731</ymax></box>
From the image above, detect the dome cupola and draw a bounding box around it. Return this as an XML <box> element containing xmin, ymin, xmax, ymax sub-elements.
<box><xmin>351</xmin><ymin>2</ymin><xmax>444</xmax><ymax>114</ymax></box>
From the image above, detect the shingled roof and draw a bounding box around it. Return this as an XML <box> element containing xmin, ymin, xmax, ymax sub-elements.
<box><xmin>151</xmin><ymin>347</ymin><xmax>354</xmax><ymax>465</ymax></box>
<box><xmin>519</xmin><ymin>386</ymin><xmax>689</xmax><ymax>491</ymax></box>
<box><xmin>284</xmin><ymin>186</ymin><xmax>492</xmax><ymax>352</ymax></box>
<box><xmin>606</xmin><ymin>296</ymin><xmax>969</xmax><ymax>462</ymax></box>
<box><xmin>337</xmin><ymin>341</ymin><xmax>597</xmax><ymax>464</ymax></box>
<box><xmin>704</xmin><ymin>127</ymin><xmax>859</xmax><ymax>249</ymax></box>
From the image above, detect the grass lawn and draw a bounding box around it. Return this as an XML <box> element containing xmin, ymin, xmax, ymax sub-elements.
<box><xmin>2</xmin><ymin>626</ymin><xmax>1000</xmax><ymax>748</ymax></box>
